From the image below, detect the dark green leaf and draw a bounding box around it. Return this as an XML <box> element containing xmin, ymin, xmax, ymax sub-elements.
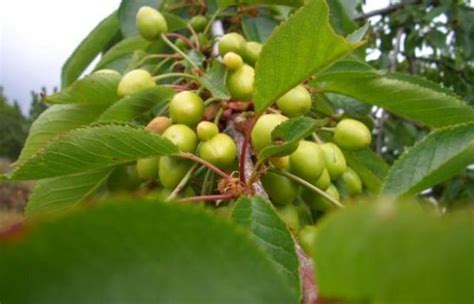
<box><xmin>314</xmin><ymin>203</ymin><xmax>474</xmax><ymax>303</ymax></box>
<box><xmin>61</xmin><ymin>12</ymin><xmax>120</xmax><ymax>88</ymax></box>
<box><xmin>95</xmin><ymin>36</ymin><xmax>150</xmax><ymax>71</ymax></box>
<box><xmin>258</xmin><ymin>117</ymin><xmax>322</xmax><ymax>161</ymax></box>
<box><xmin>327</xmin><ymin>0</ymin><xmax>357</xmax><ymax>35</ymax></box>
<box><xmin>26</xmin><ymin>168</ymin><xmax>113</xmax><ymax>216</ymax></box>
<box><xmin>47</xmin><ymin>73</ymin><xmax>121</xmax><ymax>105</ymax></box>
<box><xmin>15</xmin><ymin>104</ymin><xmax>109</xmax><ymax>165</ymax></box>
<box><xmin>312</xmin><ymin>61</ymin><xmax>474</xmax><ymax>128</ymax></box>
<box><xmin>0</xmin><ymin>200</ymin><xmax>298</xmax><ymax>304</ymax></box>
<box><xmin>201</xmin><ymin>61</ymin><xmax>231</xmax><ymax>100</ymax></box>
<box><xmin>343</xmin><ymin>149</ymin><xmax>389</xmax><ymax>194</ymax></box>
<box><xmin>232</xmin><ymin>196</ymin><xmax>300</xmax><ymax>299</ymax></box>
<box><xmin>98</xmin><ymin>86</ymin><xmax>174</xmax><ymax>122</ymax></box>
<box><xmin>381</xmin><ymin>122</ymin><xmax>474</xmax><ymax>198</ymax></box>
<box><xmin>242</xmin><ymin>15</ymin><xmax>278</xmax><ymax>43</ymax></box>
<box><xmin>254</xmin><ymin>0</ymin><xmax>367</xmax><ymax>113</ymax></box>
<box><xmin>218</xmin><ymin>0</ymin><xmax>303</xmax><ymax>7</ymax></box>
<box><xmin>10</xmin><ymin>124</ymin><xmax>178</xmax><ymax>180</ymax></box>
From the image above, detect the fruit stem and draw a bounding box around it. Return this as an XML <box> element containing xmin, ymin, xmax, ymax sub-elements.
<box><xmin>320</xmin><ymin>127</ymin><xmax>335</xmax><ymax>132</ymax></box>
<box><xmin>177</xmin><ymin>193</ymin><xmax>235</xmax><ymax>203</ymax></box>
<box><xmin>177</xmin><ymin>152</ymin><xmax>230</xmax><ymax>179</ymax></box>
<box><xmin>161</xmin><ymin>34</ymin><xmax>200</xmax><ymax>70</ymax></box>
<box><xmin>268</xmin><ymin>168</ymin><xmax>345</xmax><ymax>209</ymax></box>
<box><xmin>153</xmin><ymin>56</ymin><xmax>174</xmax><ymax>74</ymax></box>
<box><xmin>186</xmin><ymin>23</ymin><xmax>201</xmax><ymax>50</ymax></box>
<box><xmin>136</xmin><ymin>54</ymin><xmax>181</xmax><ymax>68</ymax></box>
<box><xmin>167</xmin><ymin>163</ymin><xmax>199</xmax><ymax>201</ymax></box>
<box><xmin>239</xmin><ymin>116</ymin><xmax>257</xmax><ymax>183</ymax></box>
<box><xmin>201</xmin><ymin>169</ymin><xmax>214</xmax><ymax>195</ymax></box>
<box><xmin>165</xmin><ymin>33</ymin><xmax>195</xmax><ymax>49</ymax></box>
<box><xmin>153</xmin><ymin>72</ymin><xmax>199</xmax><ymax>83</ymax></box>
<box><xmin>204</xmin><ymin>96</ymin><xmax>221</xmax><ymax>106</ymax></box>
<box><xmin>203</xmin><ymin>9</ymin><xmax>222</xmax><ymax>36</ymax></box>
<box><xmin>312</xmin><ymin>133</ymin><xmax>323</xmax><ymax>144</ymax></box>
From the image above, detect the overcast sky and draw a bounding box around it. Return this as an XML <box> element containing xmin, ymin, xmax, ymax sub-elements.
<box><xmin>0</xmin><ymin>0</ymin><xmax>389</xmax><ymax>114</ymax></box>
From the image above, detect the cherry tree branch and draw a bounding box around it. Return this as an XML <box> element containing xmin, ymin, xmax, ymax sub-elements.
<box><xmin>354</xmin><ymin>0</ymin><xmax>421</xmax><ymax>21</ymax></box>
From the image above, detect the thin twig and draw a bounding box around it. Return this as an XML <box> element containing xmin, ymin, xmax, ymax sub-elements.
<box><xmin>178</xmin><ymin>193</ymin><xmax>235</xmax><ymax>203</ymax></box>
<box><xmin>167</xmin><ymin>163</ymin><xmax>199</xmax><ymax>201</ymax></box>
<box><xmin>354</xmin><ymin>0</ymin><xmax>421</xmax><ymax>21</ymax></box>
<box><xmin>161</xmin><ymin>34</ymin><xmax>200</xmax><ymax>70</ymax></box>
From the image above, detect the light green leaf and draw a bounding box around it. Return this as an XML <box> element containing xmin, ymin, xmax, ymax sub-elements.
<box><xmin>201</xmin><ymin>61</ymin><xmax>230</xmax><ymax>100</ymax></box>
<box><xmin>242</xmin><ymin>15</ymin><xmax>278</xmax><ymax>42</ymax></box>
<box><xmin>312</xmin><ymin>60</ymin><xmax>474</xmax><ymax>128</ymax></box>
<box><xmin>343</xmin><ymin>149</ymin><xmax>389</xmax><ymax>194</ymax></box>
<box><xmin>0</xmin><ymin>200</ymin><xmax>298</xmax><ymax>304</ymax></box>
<box><xmin>61</xmin><ymin>12</ymin><xmax>120</xmax><ymax>88</ymax></box>
<box><xmin>15</xmin><ymin>104</ymin><xmax>109</xmax><ymax>166</ymax></box>
<box><xmin>95</xmin><ymin>36</ymin><xmax>151</xmax><ymax>71</ymax></box>
<box><xmin>314</xmin><ymin>203</ymin><xmax>474</xmax><ymax>303</ymax></box>
<box><xmin>26</xmin><ymin>168</ymin><xmax>113</xmax><ymax>216</ymax></box>
<box><xmin>10</xmin><ymin>124</ymin><xmax>178</xmax><ymax>180</ymax></box>
<box><xmin>47</xmin><ymin>73</ymin><xmax>121</xmax><ymax>105</ymax></box>
<box><xmin>98</xmin><ymin>86</ymin><xmax>174</xmax><ymax>122</ymax></box>
<box><xmin>381</xmin><ymin>122</ymin><xmax>474</xmax><ymax>198</ymax></box>
<box><xmin>254</xmin><ymin>0</ymin><xmax>367</xmax><ymax>113</ymax></box>
<box><xmin>232</xmin><ymin>196</ymin><xmax>300</xmax><ymax>299</ymax></box>
<box><xmin>118</xmin><ymin>0</ymin><xmax>163</xmax><ymax>37</ymax></box>
<box><xmin>258</xmin><ymin>117</ymin><xmax>323</xmax><ymax>161</ymax></box>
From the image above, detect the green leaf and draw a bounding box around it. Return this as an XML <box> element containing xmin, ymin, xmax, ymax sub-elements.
<box><xmin>254</xmin><ymin>0</ymin><xmax>367</xmax><ymax>113</ymax></box>
<box><xmin>232</xmin><ymin>196</ymin><xmax>300</xmax><ymax>299</ymax></box>
<box><xmin>118</xmin><ymin>0</ymin><xmax>163</xmax><ymax>37</ymax></box>
<box><xmin>201</xmin><ymin>61</ymin><xmax>231</xmax><ymax>100</ymax></box>
<box><xmin>61</xmin><ymin>12</ymin><xmax>120</xmax><ymax>88</ymax></box>
<box><xmin>161</xmin><ymin>11</ymin><xmax>188</xmax><ymax>32</ymax></box>
<box><xmin>47</xmin><ymin>73</ymin><xmax>121</xmax><ymax>105</ymax></box>
<box><xmin>26</xmin><ymin>168</ymin><xmax>113</xmax><ymax>216</ymax></box>
<box><xmin>312</xmin><ymin>61</ymin><xmax>474</xmax><ymax>128</ymax></box>
<box><xmin>94</xmin><ymin>36</ymin><xmax>151</xmax><ymax>71</ymax></box>
<box><xmin>10</xmin><ymin>124</ymin><xmax>178</xmax><ymax>180</ymax></box>
<box><xmin>218</xmin><ymin>0</ymin><xmax>303</xmax><ymax>7</ymax></box>
<box><xmin>242</xmin><ymin>15</ymin><xmax>278</xmax><ymax>42</ymax></box>
<box><xmin>327</xmin><ymin>0</ymin><xmax>357</xmax><ymax>35</ymax></box>
<box><xmin>314</xmin><ymin>203</ymin><xmax>474</xmax><ymax>303</ymax></box>
<box><xmin>15</xmin><ymin>104</ymin><xmax>109</xmax><ymax>165</ymax></box>
<box><xmin>381</xmin><ymin>122</ymin><xmax>474</xmax><ymax>198</ymax></box>
<box><xmin>98</xmin><ymin>86</ymin><xmax>174</xmax><ymax>122</ymax></box>
<box><xmin>343</xmin><ymin>149</ymin><xmax>389</xmax><ymax>194</ymax></box>
<box><xmin>0</xmin><ymin>200</ymin><xmax>298</xmax><ymax>304</ymax></box>
<box><xmin>258</xmin><ymin>117</ymin><xmax>322</xmax><ymax>161</ymax></box>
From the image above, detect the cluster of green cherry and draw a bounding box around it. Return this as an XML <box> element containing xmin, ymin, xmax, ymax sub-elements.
<box><xmin>105</xmin><ymin>6</ymin><xmax>373</xmax><ymax>242</ymax></box>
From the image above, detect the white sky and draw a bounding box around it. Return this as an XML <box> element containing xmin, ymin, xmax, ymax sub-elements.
<box><xmin>0</xmin><ymin>0</ymin><xmax>387</xmax><ymax>114</ymax></box>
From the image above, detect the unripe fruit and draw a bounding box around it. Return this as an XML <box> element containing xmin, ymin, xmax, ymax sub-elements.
<box><xmin>162</xmin><ymin>124</ymin><xmax>198</xmax><ymax>153</ymax></box>
<box><xmin>341</xmin><ymin>167</ymin><xmax>362</xmax><ymax>195</ymax></box>
<box><xmin>276</xmin><ymin>204</ymin><xmax>300</xmax><ymax>232</ymax></box>
<box><xmin>302</xmin><ymin>183</ymin><xmax>340</xmax><ymax>212</ymax></box>
<box><xmin>169</xmin><ymin>91</ymin><xmax>204</xmax><ymax>127</ymax></box>
<box><xmin>159</xmin><ymin>157</ymin><xmax>192</xmax><ymax>188</ymax></box>
<box><xmin>226</xmin><ymin>64</ymin><xmax>255</xmax><ymax>101</ymax></box>
<box><xmin>320</xmin><ymin>142</ymin><xmax>346</xmax><ymax>180</ymax></box>
<box><xmin>136</xmin><ymin>6</ymin><xmax>168</xmax><ymax>40</ymax></box>
<box><xmin>146</xmin><ymin>116</ymin><xmax>172</xmax><ymax>134</ymax></box>
<box><xmin>189</xmin><ymin>15</ymin><xmax>208</xmax><ymax>32</ymax></box>
<box><xmin>298</xmin><ymin>225</ymin><xmax>318</xmax><ymax>256</ymax></box>
<box><xmin>243</xmin><ymin>42</ymin><xmax>262</xmax><ymax>65</ymax></box>
<box><xmin>117</xmin><ymin>69</ymin><xmax>155</xmax><ymax>97</ymax></box>
<box><xmin>251</xmin><ymin>114</ymin><xmax>288</xmax><ymax>153</ymax></box>
<box><xmin>223</xmin><ymin>52</ymin><xmax>244</xmax><ymax>71</ymax></box>
<box><xmin>218</xmin><ymin>33</ymin><xmax>246</xmax><ymax>57</ymax></box>
<box><xmin>313</xmin><ymin>168</ymin><xmax>330</xmax><ymax>191</ymax></box>
<box><xmin>261</xmin><ymin>172</ymin><xmax>299</xmax><ymax>205</ymax></box>
<box><xmin>136</xmin><ymin>157</ymin><xmax>159</xmax><ymax>180</ymax></box>
<box><xmin>197</xmin><ymin>121</ymin><xmax>219</xmax><ymax>141</ymax></box>
<box><xmin>289</xmin><ymin>141</ymin><xmax>325</xmax><ymax>182</ymax></box>
<box><xmin>198</xmin><ymin>133</ymin><xmax>237</xmax><ymax>168</ymax></box>
<box><xmin>276</xmin><ymin>85</ymin><xmax>312</xmax><ymax>117</ymax></box>
<box><xmin>269</xmin><ymin>156</ymin><xmax>290</xmax><ymax>169</ymax></box>
<box><xmin>333</xmin><ymin>119</ymin><xmax>372</xmax><ymax>150</ymax></box>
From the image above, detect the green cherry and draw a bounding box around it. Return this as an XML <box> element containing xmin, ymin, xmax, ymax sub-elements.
<box><xmin>136</xmin><ymin>6</ymin><xmax>168</xmax><ymax>40</ymax></box>
<box><xmin>333</xmin><ymin>119</ymin><xmax>372</xmax><ymax>150</ymax></box>
<box><xmin>276</xmin><ymin>85</ymin><xmax>312</xmax><ymax>117</ymax></box>
<box><xmin>169</xmin><ymin>91</ymin><xmax>204</xmax><ymax>128</ymax></box>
